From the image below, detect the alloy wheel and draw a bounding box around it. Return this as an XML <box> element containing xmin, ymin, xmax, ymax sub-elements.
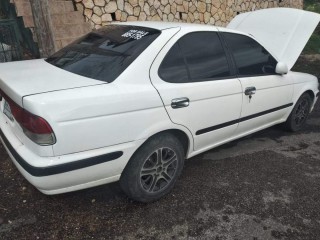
<box><xmin>294</xmin><ymin>98</ymin><xmax>310</xmax><ymax>127</ymax></box>
<box><xmin>140</xmin><ymin>147</ymin><xmax>178</xmax><ymax>193</ymax></box>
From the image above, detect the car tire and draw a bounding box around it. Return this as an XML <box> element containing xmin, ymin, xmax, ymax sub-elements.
<box><xmin>283</xmin><ymin>93</ymin><xmax>312</xmax><ymax>132</ymax></box>
<box><xmin>120</xmin><ymin>133</ymin><xmax>185</xmax><ymax>203</ymax></box>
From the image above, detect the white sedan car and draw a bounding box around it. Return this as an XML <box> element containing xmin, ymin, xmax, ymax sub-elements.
<box><xmin>0</xmin><ymin>8</ymin><xmax>319</xmax><ymax>202</ymax></box>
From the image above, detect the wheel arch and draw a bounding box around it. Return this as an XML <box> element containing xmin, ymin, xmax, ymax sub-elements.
<box><xmin>283</xmin><ymin>87</ymin><xmax>316</xmax><ymax>122</ymax></box>
<box><xmin>293</xmin><ymin>89</ymin><xmax>316</xmax><ymax>112</ymax></box>
<box><xmin>304</xmin><ymin>90</ymin><xmax>315</xmax><ymax>103</ymax></box>
<box><xmin>137</xmin><ymin>128</ymin><xmax>192</xmax><ymax>159</ymax></box>
<box><xmin>134</xmin><ymin>119</ymin><xmax>194</xmax><ymax>158</ymax></box>
<box><xmin>153</xmin><ymin>129</ymin><xmax>191</xmax><ymax>157</ymax></box>
<box><xmin>292</xmin><ymin>72</ymin><xmax>318</xmax><ymax>107</ymax></box>
<box><xmin>119</xmin><ymin>128</ymin><xmax>189</xmax><ymax>202</ymax></box>
<box><xmin>120</xmin><ymin>128</ymin><xmax>193</xmax><ymax>183</ymax></box>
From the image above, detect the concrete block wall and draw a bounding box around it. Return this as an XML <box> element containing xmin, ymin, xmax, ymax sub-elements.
<box><xmin>10</xmin><ymin>0</ymin><xmax>91</xmax><ymax>49</ymax></box>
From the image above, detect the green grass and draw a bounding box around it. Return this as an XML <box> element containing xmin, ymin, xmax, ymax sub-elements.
<box><xmin>303</xmin><ymin>1</ymin><xmax>320</xmax><ymax>55</ymax></box>
<box><xmin>293</xmin><ymin>56</ymin><xmax>320</xmax><ymax>78</ymax></box>
<box><xmin>304</xmin><ymin>1</ymin><xmax>320</xmax><ymax>13</ymax></box>
<box><xmin>303</xmin><ymin>33</ymin><xmax>320</xmax><ymax>54</ymax></box>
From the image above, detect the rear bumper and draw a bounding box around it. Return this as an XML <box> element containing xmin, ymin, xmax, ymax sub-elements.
<box><xmin>0</xmin><ymin>126</ymin><xmax>143</xmax><ymax>195</ymax></box>
<box><xmin>0</xmin><ymin>129</ymin><xmax>123</xmax><ymax>177</ymax></box>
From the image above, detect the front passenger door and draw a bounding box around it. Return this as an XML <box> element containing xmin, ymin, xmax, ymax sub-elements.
<box><xmin>221</xmin><ymin>32</ymin><xmax>294</xmax><ymax>136</ymax></box>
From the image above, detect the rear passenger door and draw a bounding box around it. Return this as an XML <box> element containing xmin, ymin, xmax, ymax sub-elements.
<box><xmin>150</xmin><ymin>30</ymin><xmax>243</xmax><ymax>152</ymax></box>
<box><xmin>221</xmin><ymin>32</ymin><xmax>294</xmax><ymax>136</ymax></box>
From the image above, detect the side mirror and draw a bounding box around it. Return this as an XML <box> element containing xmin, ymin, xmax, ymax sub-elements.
<box><xmin>275</xmin><ymin>62</ymin><xmax>288</xmax><ymax>75</ymax></box>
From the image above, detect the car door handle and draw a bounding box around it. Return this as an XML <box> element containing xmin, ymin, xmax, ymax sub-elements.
<box><xmin>171</xmin><ymin>98</ymin><xmax>190</xmax><ymax>109</ymax></box>
<box><xmin>244</xmin><ymin>87</ymin><xmax>256</xmax><ymax>95</ymax></box>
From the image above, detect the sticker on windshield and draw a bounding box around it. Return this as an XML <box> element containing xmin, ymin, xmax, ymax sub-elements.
<box><xmin>122</xmin><ymin>30</ymin><xmax>149</xmax><ymax>40</ymax></box>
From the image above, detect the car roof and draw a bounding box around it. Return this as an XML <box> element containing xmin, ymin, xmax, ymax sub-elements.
<box><xmin>115</xmin><ymin>21</ymin><xmax>236</xmax><ymax>33</ymax></box>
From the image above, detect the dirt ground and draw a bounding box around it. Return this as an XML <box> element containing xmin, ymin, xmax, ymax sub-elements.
<box><xmin>0</xmin><ymin>57</ymin><xmax>319</xmax><ymax>240</ymax></box>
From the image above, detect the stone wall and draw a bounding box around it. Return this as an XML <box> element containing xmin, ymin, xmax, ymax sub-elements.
<box><xmin>74</xmin><ymin>0</ymin><xmax>303</xmax><ymax>29</ymax></box>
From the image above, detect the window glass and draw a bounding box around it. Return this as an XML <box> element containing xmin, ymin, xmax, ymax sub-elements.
<box><xmin>46</xmin><ymin>25</ymin><xmax>161</xmax><ymax>83</ymax></box>
<box><xmin>222</xmin><ymin>33</ymin><xmax>278</xmax><ymax>76</ymax></box>
<box><xmin>179</xmin><ymin>32</ymin><xmax>231</xmax><ymax>81</ymax></box>
<box><xmin>158</xmin><ymin>43</ymin><xmax>189</xmax><ymax>83</ymax></box>
<box><xmin>159</xmin><ymin>32</ymin><xmax>231</xmax><ymax>83</ymax></box>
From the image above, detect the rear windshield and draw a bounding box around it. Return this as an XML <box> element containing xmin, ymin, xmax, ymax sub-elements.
<box><xmin>46</xmin><ymin>25</ymin><xmax>161</xmax><ymax>83</ymax></box>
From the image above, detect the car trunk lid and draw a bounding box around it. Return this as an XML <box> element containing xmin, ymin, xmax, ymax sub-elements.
<box><xmin>227</xmin><ymin>8</ymin><xmax>320</xmax><ymax>70</ymax></box>
<box><xmin>0</xmin><ymin>59</ymin><xmax>104</xmax><ymax>106</ymax></box>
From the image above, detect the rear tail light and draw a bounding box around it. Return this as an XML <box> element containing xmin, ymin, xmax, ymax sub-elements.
<box><xmin>1</xmin><ymin>91</ymin><xmax>56</xmax><ymax>145</ymax></box>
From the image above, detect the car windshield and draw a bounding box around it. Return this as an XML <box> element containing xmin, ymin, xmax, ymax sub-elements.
<box><xmin>46</xmin><ymin>25</ymin><xmax>161</xmax><ymax>83</ymax></box>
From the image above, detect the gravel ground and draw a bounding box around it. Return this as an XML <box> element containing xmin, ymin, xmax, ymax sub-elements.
<box><xmin>0</xmin><ymin>58</ymin><xmax>319</xmax><ymax>240</ymax></box>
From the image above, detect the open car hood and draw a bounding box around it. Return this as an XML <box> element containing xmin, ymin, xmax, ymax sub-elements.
<box><xmin>227</xmin><ymin>8</ymin><xmax>320</xmax><ymax>70</ymax></box>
